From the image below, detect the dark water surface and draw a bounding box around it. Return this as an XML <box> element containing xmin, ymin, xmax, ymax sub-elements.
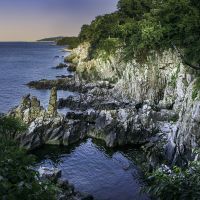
<box><xmin>34</xmin><ymin>139</ymin><xmax>149</xmax><ymax>200</ymax></box>
<box><xmin>0</xmin><ymin>42</ymin><xmax>74</xmax><ymax>113</ymax></box>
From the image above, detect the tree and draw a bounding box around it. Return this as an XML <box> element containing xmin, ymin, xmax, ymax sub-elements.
<box><xmin>78</xmin><ymin>0</ymin><xmax>200</xmax><ymax>69</ymax></box>
<box><xmin>117</xmin><ymin>0</ymin><xmax>152</xmax><ymax>19</ymax></box>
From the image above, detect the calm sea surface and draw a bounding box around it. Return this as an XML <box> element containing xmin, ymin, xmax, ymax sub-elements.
<box><xmin>0</xmin><ymin>42</ymin><xmax>73</xmax><ymax>113</ymax></box>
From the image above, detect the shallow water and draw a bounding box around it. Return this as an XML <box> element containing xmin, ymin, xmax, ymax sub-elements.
<box><xmin>34</xmin><ymin>139</ymin><xmax>149</xmax><ymax>200</ymax></box>
<box><xmin>0</xmin><ymin>42</ymin><xmax>75</xmax><ymax>113</ymax></box>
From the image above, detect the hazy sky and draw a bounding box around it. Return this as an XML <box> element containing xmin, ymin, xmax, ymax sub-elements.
<box><xmin>0</xmin><ymin>0</ymin><xmax>118</xmax><ymax>41</ymax></box>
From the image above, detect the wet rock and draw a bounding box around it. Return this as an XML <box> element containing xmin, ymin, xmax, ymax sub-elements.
<box><xmin>37</xmin><ymin>168</ymin><xmax>93</xmax><ymax>200</ymax></box>
<box><xmin>26</xmin><ymin>77</ymin><xmax>86</xmax><ymax>93</ymax></box>
<box><xmin>53</xmin><ymin>63</ymin><xmax>68</xmax><ymax>69</ymax></box>
<box><xmin>58</xmin><ymin>91</ymin><xmax>128</xmax><ymax>111</ymax></box>
<box><xmin>27</xmin><ymin>78</ymin><xmax>113</xmax><ymax>94</ymax></box>
<box><xmin>56</xmin><ymin>75</ymin><xmax>74</xmax><ymax>79</ymax></box>
<box><xmin>57</xmin><ymin>179</ymin><xmax>69</xmax><ymax>189</ymax></box>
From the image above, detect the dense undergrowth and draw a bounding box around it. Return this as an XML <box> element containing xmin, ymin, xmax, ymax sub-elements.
<box><xmin>145</xmin><ymin>161</ymin><xmax>200</xmax><ymax>200</ymax></box>
<box><xmin>0</xmin><ymin>116</ymin><xmax>56</xmax><ymax>200</ymax></box>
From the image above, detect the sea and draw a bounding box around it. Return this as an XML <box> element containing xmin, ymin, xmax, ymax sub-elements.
<box><xmin>0</xmin><ymin>42</ymin><xmax>73</xmax><ymax>113</ymax></box>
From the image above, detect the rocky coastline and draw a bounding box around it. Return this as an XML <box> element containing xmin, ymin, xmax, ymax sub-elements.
<box><xmin>7</xmin><ymin>42</ymin><xmax>200</xmax><ymax>199</ymax></box>
<box><xmin>9</xmin><ymin>51</ymin><xmax>177</xmax><ymax>170</ymax></box>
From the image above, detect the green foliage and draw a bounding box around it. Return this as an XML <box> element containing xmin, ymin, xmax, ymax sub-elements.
<box><xmin>79</xmin><ymin>24</ymin><xmax>93</xmax><ymax>42</ymax></box>
<box><xmin>154</xmin><ymin>0</ymin><xmax>200</xmax><ymax>65</ymax></box>
<box><xmin>57</xmin><ymin>37</ymin><xmax>80</xmax><ymax>49</ymax></box>
<box><xmin>169</xmin><ymin>64</ymin><xmax>181</xmax><ymax>88</ymax></box>
<box><xmin>79</xmin><ymin>13</ymin><xmax>121</xmax><ymax>58</ymax></box>
<box><xmin>0</xmin><ymin>116</ymin><xmax>27</xmax><ymax>141</ymax></box>
<box><xmin>78</xmin><ymin>0</ymin><xmax>200</xmax><ymax>66</ymax></box>
<box><xmin>97</xmin><ymin>38</ymin><xmax>121</xmax><ymax>57</ymax></box>
<box><xmin>117</xmin><ymin>0</ymin><xmax>151</xmax><ymax>19</ymax></box>
<box><xmin>145</xmin><ymin>162</ymin><xmax>200</xmax><ymax>200</ymax></box>
<box><xmin>0</xmin><ymin>116</ymin><xmax>56</xmax><ymax>199</ymax></box>
<box><xmin>64</xmin><ymin>53</ymin><xmax>76</xmax><ymax>63</ymax></box>
<box><xmin>192</xmin><ymin>77</ymin><xmax>200</xmax><ymax>100</ymax></box>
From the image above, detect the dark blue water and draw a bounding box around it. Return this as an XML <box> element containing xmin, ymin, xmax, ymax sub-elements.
<box><xmin>34</xmin><ymin>139</ymin><xmax>149</xmax><ymax>200</ymax></box>
<box><xmin>0</xmin><ymin>42</ymin><xmax>75</xmax><ymax>113</ymax></box>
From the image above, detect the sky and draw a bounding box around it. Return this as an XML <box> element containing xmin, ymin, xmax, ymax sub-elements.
<box><xmin>0</xmin><ymin>0</ymin><xmax>118</xmax><ymax>41</ymax></box>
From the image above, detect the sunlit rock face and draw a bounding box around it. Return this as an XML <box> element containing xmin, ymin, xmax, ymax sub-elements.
<box><xmin>47</xmin><ymin>87</ymin><xmax>58</xmax><ymax>117</ymax></box>
<box><xmin>9</xmin><ymin>94</ymin><xmax>45</xmax><ymax>124</ymax></box>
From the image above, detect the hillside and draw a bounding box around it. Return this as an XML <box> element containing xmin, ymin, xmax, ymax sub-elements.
<box><xmin>56</xmin><ymin>36</ymin><xmax>80</xmax><ymax>49</ymax></box>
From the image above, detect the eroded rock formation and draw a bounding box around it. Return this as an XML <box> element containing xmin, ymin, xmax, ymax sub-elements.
<box><xmin>48</xmin><ymin>87</ymin><xmax>58</xmax><ymax>117</ymax></box>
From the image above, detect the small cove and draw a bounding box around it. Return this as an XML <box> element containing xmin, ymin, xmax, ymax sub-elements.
<box><xmin>33</xmin><ymin>138</ymin><xmax>149</xmax><ymax>200</ymax></box>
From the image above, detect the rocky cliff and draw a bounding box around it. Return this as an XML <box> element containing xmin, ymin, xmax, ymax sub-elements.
<box><xmin>66</xmin><ymin>42</ymin><xmax>200</xmax><ymax>165</ymax></box>
<box><xmin>9</xmin><ymin>42</ymin><xmax>200</xmax><ymax>167</ymax></box>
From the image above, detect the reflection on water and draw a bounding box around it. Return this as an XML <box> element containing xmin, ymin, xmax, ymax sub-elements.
<box><xmin>33</xmin><ymin>139</ymin><xmax>149</xmax><ymax>200</ymax></box>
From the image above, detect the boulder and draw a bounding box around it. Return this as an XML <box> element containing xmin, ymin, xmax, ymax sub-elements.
<box><xmin>38</xmin><ymin>167</ymin><xmax>61</xmax><ymax>181</ymax></box>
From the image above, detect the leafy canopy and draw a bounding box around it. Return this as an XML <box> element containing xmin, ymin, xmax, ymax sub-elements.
<box><xmin>78</xmin><ymin>0</ymin><xmax>200</xmax><ymax>66</ymax></box>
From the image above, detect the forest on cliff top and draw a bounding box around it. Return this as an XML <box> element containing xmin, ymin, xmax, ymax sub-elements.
<box><xmin>76</xmin><ymin>0</ymin><xmax>200</xmax><ymax>69</ymax></box>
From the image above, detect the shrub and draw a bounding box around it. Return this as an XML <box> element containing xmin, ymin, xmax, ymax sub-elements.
<box><xmin>145</xmin><ymin>162</ymin><xmax>200</xmax><ymax>200</ymax></box>
<box><xmin>0</xmin><ymin>116</ymin><xmax>56</xmax><ymax>200</ymax></box>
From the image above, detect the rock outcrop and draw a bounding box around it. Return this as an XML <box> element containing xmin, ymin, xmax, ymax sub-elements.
<box><xmin>37</xmin><ymin>166</ymin><xmax>93</xmax><ymax>200</ymax></box>
<box><xmin>48</xmin><ymin>87</ymin><xmax>58</xmax><ymax>117</ymax></box>
<box><xmin>64</xmin><ymin>42</ymin><xmax>200</xmax><ymax>164</ymax></box>
<box><xmin>9</xmin><ymin>86</ymin><xmax>177</xmax><ymax>156</ymax></box>
<box><xmin>10</xmin><ymin>42</ymin><xmax>200</xmax><ymax>166</ymax></box>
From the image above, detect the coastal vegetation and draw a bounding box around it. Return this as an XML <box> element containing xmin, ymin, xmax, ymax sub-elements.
<box><xmin>146</xmin><ymin>161</ymin><xmax>200</xmax><ymax>200</ymax></box>
<box><xmin>74</xmin><ymin>0</ymin><xmax>200</xmax><ymax>199</ymax></box>
<box><xmin>56</xmin><ymin>37</ymin><xmax>80</xmax><ymax>49</ymax></box>
<box><xmin>78</xmin><ymin>0</ymin><xmax>200</xmax><ymax>67</ymax></box>
<box><xmin>0</xmin><ymin>116</ymin><xmax>56</xmax><ymax>200</ymax></box>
